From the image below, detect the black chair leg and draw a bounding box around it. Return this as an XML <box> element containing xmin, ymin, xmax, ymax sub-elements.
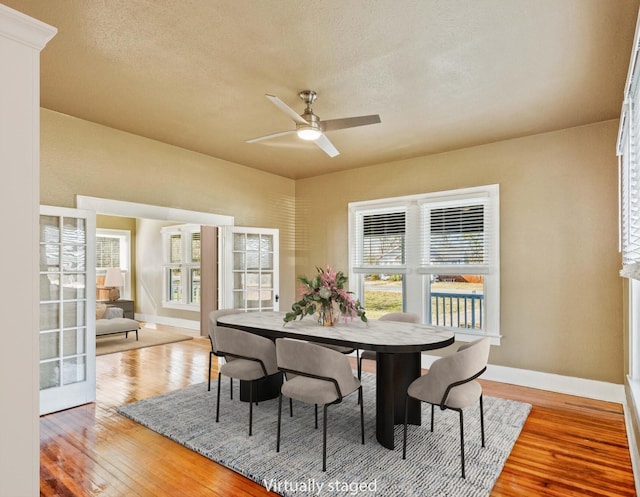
<box><xmin>322</xmin><ymin>404</ymin><xmax>328</xmax><ymax>472</ymax></box>
<box><xmin>249</xmin><ymin>380</ymin><xmax>254</xmax><ymax>436</ymax></box>
<box><xmin>315</xmin><ymin>404</ymin><xmax>318</xmax><ymax>429</ymax></box>
<box><xmin>479</xmin><ymin>394</ymin><xmax>485</xmax><ymax>447</ymax></box>
<box><xmin>277</xmin><ymin>393</ymin><xmax>282</xmax><ymax>452</ymax></box>
<box><xmin>230</xmin><ymin>378</ymin><xmax>233</xmax><ymax>400</ymax></box>
<box><xmin>402</xmin><ymin>394</ymin><xmax>410</xmax><ymax>459</ymax></box>
<box><xmin>359</xmin><ymin>386</ymin><xmax>365</xmax><ymax>444</ymax></box>
<box><xmin>431</xmin><ymin>403</ymin><xmax>435</xmax><ymax>432</ymax></box>
<box><xmin>289</xmin><ymin>398</ymin><xmax>293</xmax><ymax>417</ymax></box>
<box><xmin>357</xmin><ymin>350</ymin><xmax>362</xmax><ymax>405</ymax></box>
<box><xmin>208</xmin><ymin>352</ymin><xmax>212</xmax><ymax>391</ymax></box>
<box><xmin>216</xmin><ymin>372</ymin><xmax>222</xmax><ymax>422</ymax></box>
<box><xmin>459</xmin><ymin>409</ymin><xmax>466</xmax><ymax>479</ymax></box>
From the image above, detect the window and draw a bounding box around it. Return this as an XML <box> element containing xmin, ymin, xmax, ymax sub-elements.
<box><xmin>162</xmin><ymin>224</ymin><xmax>201</xmax><ymax>309</ymax></box>
<box><xmin>96</xmin><ymin>229</ymin><xmax>130</xmax><ymax>300</ymax></box>
<box><xmin>349</xmin><ymin>185</ymin><xmax>500</xmax><ymax>340</ymax></box>
<box><xmin>618</xmin><ymin>13</ymin><xmax>640</xmax><ymax>390</ymax></box>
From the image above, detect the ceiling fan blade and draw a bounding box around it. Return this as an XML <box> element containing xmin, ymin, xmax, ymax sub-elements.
<box><xmin>314</xmin><ymin>133</ymin><xmax>340</xmax><ymax>157</ymax></box>
<box><xmin>246</xmin><ymin>130</ymin><xmax>296</xmax><ymax>143</ymax></box>
<box><xmin>265</xmin><ymin>94</ymin><xmax>309</xmax><ymax>125</ymax></box>
<box><xmin>321</xmin><ymin>114</ymin><xmax>381</xmax><ymax>132</ymax></box>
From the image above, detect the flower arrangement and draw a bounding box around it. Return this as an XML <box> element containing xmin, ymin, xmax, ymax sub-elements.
<box><xmin>283</xmin><ymin>265</ymin><xmax>367</xmax><ymax>325</ymax></box>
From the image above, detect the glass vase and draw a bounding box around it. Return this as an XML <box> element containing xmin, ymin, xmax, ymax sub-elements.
<box><xmin>317</xmin><ymin>303</ymin><xmax>339</xmax><ymax>326</ymax></box>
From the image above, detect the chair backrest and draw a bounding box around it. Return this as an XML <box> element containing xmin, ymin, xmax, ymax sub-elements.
<box><xmin>427</xmin><ymin>337</ymin><xmax>491</xmax><ymax>403</ymax></box>
<box><xmin>208</xmin><ymin>309</ymin><xmax>242</xmax><ymax>353</ymax></box>
<box><xmin>276</xmin><ymin>338</ymin><xmax>357</xmax><ymax>399</ymax></box>
<box><xmin>379</xmin><ymin>312</ymin><xmax>420</xmax><ymax>324</ymax></box>
<box><xmin>215</xmin><ymin>326</ymin><xmax>278</xmax><ymax>376</ymax></box>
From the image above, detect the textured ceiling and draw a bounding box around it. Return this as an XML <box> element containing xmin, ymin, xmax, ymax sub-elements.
<box><xmin>5</xmin><ymin>0</ymin><xmax>639</xmax><ymax>179</ymax></box>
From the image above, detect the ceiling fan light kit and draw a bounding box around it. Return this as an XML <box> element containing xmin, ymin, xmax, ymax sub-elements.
<box><xmin>246</xmin><ymin>90</ymin><xmax>381</xmax><ymax>157</ymax></box>
<box><xmin>296</xmin><ymin>126</ymin><xmax>322</xmax><ymax>141</ymax></box>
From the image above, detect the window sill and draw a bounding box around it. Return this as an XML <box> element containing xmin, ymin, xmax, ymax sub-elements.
<box><xmin>453</xmin><ymin>330</ymin><xmax>502</xmax><ymax>346</ymax></box>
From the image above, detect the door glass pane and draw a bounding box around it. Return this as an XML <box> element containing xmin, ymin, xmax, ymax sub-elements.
<box><xmin>260</xmin><ymin>252</ymin><xmax>273</xmax><ymax>270</ymax></box>
<box><xmin>246</xmin><ymin>251</ymin><xmax>259</xmax><ymax>269</ymax></box>
<box><xmin>233</xmin><ymin>272</ymin><xmax>244</xmax><ymax>290</ymax></box>
<box><xmin>260</xmin><ymin>273</ymin><xmax>273</xmax><ymax>289</ymax></box>
<box><xmin>233</xmin><ymin>291</ymin><xmax>246</xmax><ymax>309</ymax></box>
<box><xmin>40</xmin><ymin>216</ymin><xmax>60</xmax><ymax>242</ymax></box>
<box><xmin>233</xmin><ymin>233</ymin><xmax>245</xmax><ymax>251</ymax></box>
<box><xmin>245</xmin><ymin>273</ymin><xmax>259</xmax><ymax>304</ymax></box>
<box><xmin>233</xmin><ymin>252</ymin><xmax>245</xmax><ymax>270</ymax></box>
<box><xmin>63</xmin><ymin>328</ymin><xmax>85</xmax><ymax>357</ymax></box>
<box><xmin>363</xmin><ymin>273</ymin><xmax>405</xmax><ymax>320</ymax></box>
<box><xmin>246</xmin><ymin>234</ymin><xmax>259</xmax><ymax>251</ymax></box>
<box><xmin>260</xmin><ymin>291</ymin><xmax>273</xmax><ymax>309</ymax></box>
<box><xmin>62</xmin><ymin>244</ymin><xmax>86</xmax><ymax>272</ymax></box>
<box><xmin>40</xmin><ymin>273</ymin><xmax>60</xmax><ymax>301</ymax></box>
<box><xmin>41</xmin><ymin>244</ymin><xmax>60</xmax><ymax>271</ymax></box>
<box><xmin>63</xmin><ymin>301</ymin><xmax>86</xmax><ymax>328</ymax></box>
<box><xmin>40</xmin><ymin>303</ymin><xmax>59</xmax><ymax>331</ymax></box>
<box><xmin>62</xmin><ymin>218</ymin><xmax>86</xmax><ymax>244</ymax></box>
<box><xmin>40</xmin><ymin>361</ymin><xmax>60</xmax><ymax>390</ymax></box>
<box><xmin>429</xmin><ymin>275</ymin><xmax>484</xmax><ymax>330</ymax></box>
<box><xmin>63</xmin><ymin>357</ymin><xmax>86</xmax><ymax>385</ymax></box>
<box><xmin>61</xmin><ymin>273</ymin><xmax>86</xmax><ymax>300</ymax></box>
<box><xmin>40</xmin><ymin>332</ymin><xmax>59</xmax><ymax>361</ymax></box>
<box><xmin>260</xmin><ymin>235</ymin><xmax>273</xmax><ymax>252</ymax></box>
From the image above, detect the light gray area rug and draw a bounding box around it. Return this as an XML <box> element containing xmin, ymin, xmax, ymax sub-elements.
<box><xmin>117</xmin><ymin>373</ymin><xmax>531</xmax><ymax>497</ymax></box>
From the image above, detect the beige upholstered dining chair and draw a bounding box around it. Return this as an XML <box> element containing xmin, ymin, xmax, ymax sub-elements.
<box><xmin>357</xmin><ymin>311</ymin><xmax>420</xmax><ymax>379</ymax></box>
<box><xmin>208</xmin><ymin>309</ymin><xmax>243</xmax><ymax>393</ymax></box>
<box><xmin>402</xmin><ymin>337</ymin><xmax>491</xmax><ymax>478</ymax></box>
<box><xmin>275</xmin><ymin>338</ymin><xmax>364</xmax><ymax>471</ymax></box>
<box><xmin>214</xmin><ymin>324</ymin><xmax>278</xmax><ymax>436</ymax></box>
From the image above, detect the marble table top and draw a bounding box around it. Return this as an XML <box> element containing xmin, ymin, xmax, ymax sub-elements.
<box><xmin>217</xmin><ymin>311</ymin><xmax>455</xmax><ymax>353</ymax></box>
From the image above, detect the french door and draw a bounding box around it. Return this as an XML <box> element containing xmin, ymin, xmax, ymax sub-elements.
<box><xmin>219</xmin><ymin>226</ymin><xmax>279</xmax><ymax>312</ymax></box>
<box><xmin>39</xmin><ymin>206</ymin><xmax>96</xmax><ymax>415</ymax></box>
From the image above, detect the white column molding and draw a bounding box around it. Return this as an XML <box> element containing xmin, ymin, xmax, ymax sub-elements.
<box><xmin>0</xmin><ymin>5</ymin><xmax>56</xmax><ymax>497</ymax></box>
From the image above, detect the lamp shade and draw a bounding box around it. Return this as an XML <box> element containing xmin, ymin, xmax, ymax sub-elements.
<box><xmin>104</xmin><ymin>268</ymin><xmax>124</xmax><ymax>287</ymax></box>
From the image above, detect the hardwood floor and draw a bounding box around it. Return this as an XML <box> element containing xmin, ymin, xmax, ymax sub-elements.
<box><xmin>40</xmin><ymin>331</ymin><xmax>637</xmax><ymax>496</ymax></box>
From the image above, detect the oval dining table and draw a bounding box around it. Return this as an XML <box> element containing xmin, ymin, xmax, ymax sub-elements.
<box><xmin>217</xmin><ymin>310</ymin><xmax>455</xmax><ymax>450</ymax></box>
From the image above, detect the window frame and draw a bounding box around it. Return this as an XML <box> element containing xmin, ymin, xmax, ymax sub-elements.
<box><xmin>95</xmin><ymin>228</ymin><xmax>131</xmax><ymax>300</ymax></box>
<box><xmin>161</xmin><ymin>224</ymin><xmax>201</xmax><ymax>310</ymax></box>
<box><xmin>349</xmin><ymin>184</ymin><xmax>500</xmax><ymax>343</ymax></box>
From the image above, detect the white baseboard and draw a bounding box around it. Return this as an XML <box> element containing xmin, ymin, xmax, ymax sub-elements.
<box><xmin>135</xmin><ymin>314</ymin><xmax>201</xmax><ymax>331</ymax></box>
<box><xmin>418</xmin><ymin>354</ymin><xmax>625</xmax><ymax>404</ymax></box>
<box><xmin>353</xmin><ymin>351</ymin><xmax>625</xmax><ymax>403</ymax></box>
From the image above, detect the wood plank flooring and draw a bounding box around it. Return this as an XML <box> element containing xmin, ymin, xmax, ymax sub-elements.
<box><xmin>40</xmin><ymin>329</ymin><xmax>637</xmax><ymax>496</ymax></box>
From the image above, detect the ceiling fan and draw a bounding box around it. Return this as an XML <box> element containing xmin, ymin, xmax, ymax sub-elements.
<box><xmin>246</xmin><ymin>90</ymin><xmax>381</xmax><ymax>157</ymax></box>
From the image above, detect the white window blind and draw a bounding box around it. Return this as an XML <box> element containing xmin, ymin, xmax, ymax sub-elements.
<box><xmin>618</xmin><ymin>36</ymin><xmax>640</xmax><ymax>279</ymax></box>
<box><xmin>420</xmin><ymin>195</ymin><xmax>493</xmax><ymax>274</ymax></box>
<box><xmin>96</xmin><ymin>236</ymin><xmax>120</xmax><ymax>269</ymax></box>
<box><xmin>351</xmin><ymin>206</ymin><xmax>408</xmax><ymax>273</ymax></box>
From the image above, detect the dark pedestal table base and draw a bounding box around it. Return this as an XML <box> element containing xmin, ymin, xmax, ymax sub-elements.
<box><xmin>239</xmin><ymin>372</ymin><xmax>283</xmax><ymax>402</ymax></box>
<box><xmin>376</xmin><ymin>352</ymin><xmax>422</xmax><ymax>449</ymax></box>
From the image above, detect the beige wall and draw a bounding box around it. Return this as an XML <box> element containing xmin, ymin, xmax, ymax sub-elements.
<box><xmin>40</xmin><ymin>107</ymin><xmax>624</xmax><ymax>383</ymax></box>
<box><xmin>40</xmin><ymin>109</ymin><xmax>297</xmax><ymax>310</ymax></box>
<box><xmin>296</xmin><ymin>120</ymin><xmax>623</xmax><ymax>383</ymax></box>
